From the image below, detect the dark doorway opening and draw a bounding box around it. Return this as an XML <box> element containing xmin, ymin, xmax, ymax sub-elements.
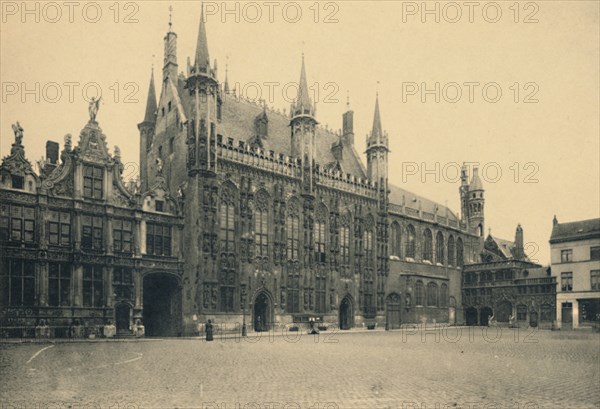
<box><xmin>496</xmin><ymin>300</ymin><xmax>512</xmax><ymax>323</ymax></box>
<box><xmin>115</xmin><ymin>303</ymin><xmax>131</xmax><ymax>334</ymax></box>
<box><xmin>143</xmin><ymin>273</ymin><xmax>181</xmax><ymax>337</ymax></box>
<box><xmin>480</xmin><ymin>307</ymin><xmax>493</xmax><ymax>326</ymax></box>
<box><xmin>562</xmin><ymin>302</ymin><xmax>573</xmax><ymax>329</ymax></box>
<box><xmin>339</xmin><ymin>296</ymin><xmax>354</xmax><ymax>330</ymax></box>
<box><xmin>466</xmin><ymin>307</ymin><xmax>478</xmax><ymax>326</ymax></box>
<box><xmin>253</xmin><ymin>291</ymin><xmax>271</xmax><ymax>332</ymax></box>
<box><xmin>386</xmin><ymin>293</ymin><xmax>401</xmax><ymax>329</ymax></box>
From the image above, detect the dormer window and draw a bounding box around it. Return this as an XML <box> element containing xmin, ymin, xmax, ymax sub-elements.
<box><xmin>155</xmin><ymin>200</ymin><xmax>164</xmax><ymax>212</ymax></box>
<box><xmin>11</xmin><ymin>175</ymin><xmax>24</xmax><ymax>189</ymax></box>
<box><xmin>83</xmin><ymin>165</ymin><xmax>103</xmax><ymax>199</ymax></box>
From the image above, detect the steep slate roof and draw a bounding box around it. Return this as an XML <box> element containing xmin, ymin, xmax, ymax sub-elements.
<box><xmin>550</xmin><ymin>218</ymin><xmax>600</xmax><ymax>243</ymax></box>
<box><xmin>485</xmin><ymin>234</ymin><xmax>532</xmax><ymax>262</ymax></box>
<box><xmin>219</xmin><ymin>94</ymin><xmax>367</xmax><ymax>180</ymax></box>
<box><xmin>389</xmin><ymin>184</ymin><xmax>460</xmax><ymax>221</ymax></box>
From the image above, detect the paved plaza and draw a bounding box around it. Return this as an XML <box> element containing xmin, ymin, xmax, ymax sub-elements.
<box><xmin>1</xmin><ymin>327</ymin><xmax>599</xmax><ymax>409</ymax></box>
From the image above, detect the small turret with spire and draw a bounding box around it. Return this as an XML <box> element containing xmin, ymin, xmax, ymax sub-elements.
<box><xmin>185</xmin><ymin>2</ymin><xmax>220</xmax><ymax>175</ymax></box>
<box><xmin>366</xmin><ymin>91</ymin><xmax>389</xmax><ymax>186</ymax></box>
<box><xmin>163</xmin><ymin>5</ymin><xmax>178</xmax><ymax>82</ymax></box>
<box><xmin>290</xmin><ymin>54</ymin><xmax>318</xmax><ymax>195</ymax></box>
<box><xmin>138</xmin><ymin>67</ymin><xmax>157</xmax><ymax>191</ymax></box>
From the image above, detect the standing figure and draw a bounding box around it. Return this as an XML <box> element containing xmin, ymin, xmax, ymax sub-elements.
<box><xmin>205</xmin><ymin>319</ymin><xmax>214</xmax><ymax>342</ymax></box>
<box><xmin>488</xmin><ymin>314</ymin><xmax>495</xmax><ymax>327</ymax></box>
<box><xmin>12</xmin><ymin>122</ymin><xmax>24</xmax><ymax>144</ymax></box>
<box><xmin>88</xmin><ymin>97</ymin><xmax>101</xmax><ymax>121</ymax></box>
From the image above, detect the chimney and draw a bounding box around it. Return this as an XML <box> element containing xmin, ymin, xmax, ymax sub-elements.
<box><xmin>553</xmin><ymin>215</ymin><xmax>558</xmax><ymax>226</ymax></box>
<box><xmin>46</xmin><ymin>141</ymin><xmax>59</xmax><ymax>164</ymax></box>
<box><xmin>514</xmin><ymin>224</ymin><xmax>524</xmax><ymax>260</ymax></box>
<box><xmin>342</xmin><ymin>110</ymin><xmax>354</xmax><ymax>146</ymax></box>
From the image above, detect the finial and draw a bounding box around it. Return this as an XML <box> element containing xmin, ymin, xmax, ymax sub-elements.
<box><xmin>346</xmin><ymin>90</ymin><xmax>350</xmax><ymax>110</ymax></box>
<box><xmin>376</xmin><ymin>81</ymin><xmax>380</xmax><ymax>97</ymax></box>
<box><xmin>168</xmin><ymin>5</ymin><xmax>173</xmax><ymax>31</ymax></box>
<box><xmin>488</xmin><ymin>227</ymin><xmax>492</xmax><ymax>236</ymax></box>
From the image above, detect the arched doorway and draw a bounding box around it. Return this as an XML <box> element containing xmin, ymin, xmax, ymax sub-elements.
<box><xmin>496</xmin><ymin>300</ymin><xmax>512</xmax><ymax>323</ymax></box>
<box><xmin>480</xmin><ymin>307</ymin><xmax>493</xmax><ymax>326</ymax></box>
<box><xmin>529</xmin><ymin>310</ymin><xmax>538</xmax><ymax>327</ymax></box>
<box><xmin>466</xmin><ymin>307</ymin><xmax>478</xmax><ymax>326</ymax></box>
<box><xmin>143</xmin><ymin>273</ymin><xmax>182</xmax><ymax>337</ymax></box>
<box><xmin>339</xmin><ymin>296</ymin><xmax>354</xmax><ymax>330</ymax></box>
<box><xmin>449</xmin><ymin>296</ymin><xmax>457</xmax><ymax>324</ymax></box>
<box><xmin>253</xmin><ymin>291</ymin><xmax>272</xmax><ymax>332</ymax></box>
<box><xmin>115</xmin><ymin>303</ymin><xmax>131</xmax><ymax>334</ymax></box>
<box><xmin>386</xmin><ymin>293</ymin><xmax>401</xmax><ymax>329</ymax></box>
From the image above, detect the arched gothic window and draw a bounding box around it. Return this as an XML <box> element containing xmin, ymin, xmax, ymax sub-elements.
<box><xmin>415</xmin><ymin>280</ymin><xmax>424</xmax><ymax>306</ymax></box>
<box><xmin>390</xmin><ymin>222</ymin><xmax>401</xmax><ymax>257</ymax></box>
<box><xmin>448</xmin><ymin>235</ymin><xmax>456</xmax><ymax>266</ymax></box>
<box><xmin>436</xmin><ymin>231</ymin><xmax>444</xmax><ymax>264</ymax></box>
<box><xmin>427</xmin><ymin>282</ymin><xmax>438</xmax><ymax>306</ymax></box>
<box><xmin>422</xmin><ymin>229</ymin><xmax>433</xmax><ymax>261</ymax></box>
<box><xmin>406</xmin><ymin>225</ymin><xmax>416</xmax><ymax>259</ymax></box>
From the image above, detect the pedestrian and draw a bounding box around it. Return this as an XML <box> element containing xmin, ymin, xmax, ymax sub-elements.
<box><xmin>205</xmin><ymin>319</ymin><xmax>214</xmax><ymax>342</ymax></box>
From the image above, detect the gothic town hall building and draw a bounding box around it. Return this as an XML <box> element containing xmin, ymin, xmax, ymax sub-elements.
<box><xmin>1</xmin><ymin>9</ymin><xmax>486</xmax><ymax>337</ymax></box>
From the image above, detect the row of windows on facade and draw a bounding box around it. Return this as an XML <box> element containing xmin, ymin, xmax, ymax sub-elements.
<box><xmin>389</xmin><ymin>223</ymin><xmax>465</xmax><ymax>266</ymax></box>
<box><xmin>221</xmin><ymin>201</ymin><xmax>377</xmax><ymax>264</ymax></box>
<box><xmin>560</xmin><ymin>270</ymin><xmax>600</xmax><ymax>292</ymax></box>
<box><xmin>464</xmin><ymin>284</ymin><xmax>554</xmax><ymax>297</ymax></box>
<box><xmin>464</xmin><ymin>270</ymin><xmax>517</xmax><ymax>284</ymax></box>
<box><xmin>412</xmin><ymin>281</ymin><xmax>450</xmax><ymax>307</ymax></box>
<box><xmin>0</xmin><ymin>259</ymin><xmax>133</xmax><ymax>307</ymax></box>
<box><xmin>560</xmin><ymin>247</ymin><xmax>600</xmax><ymax>263</ymax></box>
<box><xmin>0</xmin><ymin>204</ymin><xmax>171</xmax><ymax>256</ymax></box>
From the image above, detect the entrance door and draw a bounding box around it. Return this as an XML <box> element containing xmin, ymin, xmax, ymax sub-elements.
<box><xmin>253</xmin><ymin>292</ymin><xmax>271</xmax><ymax>332</ymax></box>
<box><xmin>480</xmin><ymin>307</ymin><xmax>493</xmax><ymax>326</ymax></box>
<box><xmin>115</xmin><ymin>304</ymin><xmax>130</xmax><ymax>333</ymax></box>
<box><xmin>339</xmin><ymin>296</ymin><xmax>354</xmax><ymax>330</ymax></box>
<box><xmin>529</xmin><ymin>311</ymin><xmax>538</xmax><ymax>327</ymax></box>
<box><xmin>466</xmin><ymin>307</ymin><xmax>478</xmax><ymax>326</ymax></box>
<box><xmin>561</xmin><ymin>302</ymin><xmax>573</xmax><ymax>329</ymax></box>
<box><xmin>143</xmin><ymin>273</ymin><xmax>182</xmax><ymax>336</ymax></box>
<box><xmin>496</xmin><ymin>301</ymin><xmax>512</xmax><ymax>323</ymax></box>
<box><xmin>386</xmin><ymin>293</ymin><xmax>401</xmax><ymax>329</ymax></box>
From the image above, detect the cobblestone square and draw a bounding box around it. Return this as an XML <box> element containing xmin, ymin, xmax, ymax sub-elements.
<box><xmin>1</xmin><ymin>327</ymin><xmax>599</xmax><ymax>409</ymax></box>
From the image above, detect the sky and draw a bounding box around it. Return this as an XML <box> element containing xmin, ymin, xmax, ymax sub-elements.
<box><xmin>1</xmin><ymin>0</ymin><xmax>599</xmax><ymax>264</ymax></box>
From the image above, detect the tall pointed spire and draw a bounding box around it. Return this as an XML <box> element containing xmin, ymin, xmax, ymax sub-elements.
<box><xmin>292</xmin><ymin>53</ymin><xmax>314</xmax><ymax>117</ymax></box>
<box><xmin>371</xmin><ymin>92</ymin><xmax>383</xmax><ymax>139</ymax></box>
<box><xmin>143</xmin><ymin>67</ymin><xmax>157</xmax><ymax>123</ymax></box>
<box><xmin>194</xmin><ymin>3</ymin><xmax>210</xmax><ymax>72</ymax></box>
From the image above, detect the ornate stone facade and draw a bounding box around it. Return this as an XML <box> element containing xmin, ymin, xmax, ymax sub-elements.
<box><xmin>462</xmin><ymin>227</ymin><xmax>557</xmax><ymax>329</ymax></box>
<box><xmin>0</xmin><ymin>118</ymin><xmax>184</xmax><ymax>338</ymax></box>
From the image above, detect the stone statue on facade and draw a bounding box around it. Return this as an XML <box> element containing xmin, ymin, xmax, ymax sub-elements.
<box><xmin>88</xmin><ymin>97</ymin><xmax>101</xmax><ymax>122</ymax></box>
<box><xmin>156</xmin><ymin>157</ymin><xmax>164</xmax><ymax>175</ymax></box>
<box><xmin>12</xmin><ymin>121</ymin><xmax>24</xmax><ymax>145</ymax></box>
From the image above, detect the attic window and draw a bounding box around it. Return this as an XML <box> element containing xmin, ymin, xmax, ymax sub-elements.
<box><xmin>11</xmin><ymin>175</ymin><xmax>24</xmax><ymax>189</ymax></box>
<box><xmin>162</xmin><ymin>107</ymin><xmax>165</xmax><ymax>117</ymax></box>
<box><xmin>155</xmin><ymin>200</ymin><xmax>164</xmax><ymax>212</ymax></box>
<box><xmin>168</xmin><ymin>101</ymin><xmax>172</xmax><ymax>112</ymax></box>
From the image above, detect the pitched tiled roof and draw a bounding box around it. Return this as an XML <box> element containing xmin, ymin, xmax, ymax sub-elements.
<box><xmin>550</xmin><ymin>218</ymin><xmax>600</xmax><ymax>243</ymax></box>
<box><xmin>218</xmin><ymin>94</ymin><xmax>367</xmax><ymax>179</ymax></box>
<box><xmin>485</xmin><ymin>234</ymin><xmax>532</xmax><ymax>262</ymax></box>
<box><xmin>389</xmin><ymin>184</ymin><xmax>459</xmax><ymax>221</ymax></box>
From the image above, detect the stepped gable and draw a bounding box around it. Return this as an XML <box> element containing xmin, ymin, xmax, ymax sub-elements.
<box><xmin>220</xmin><ymin>93</ymin><xmax>367</xmax><ymax>180</ymax></box>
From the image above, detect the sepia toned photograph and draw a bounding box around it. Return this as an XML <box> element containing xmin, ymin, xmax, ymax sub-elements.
<box><xmin>0</xmin><ymin>1</ymin><xmax>599</xmax><ymax>408</ymax></box>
